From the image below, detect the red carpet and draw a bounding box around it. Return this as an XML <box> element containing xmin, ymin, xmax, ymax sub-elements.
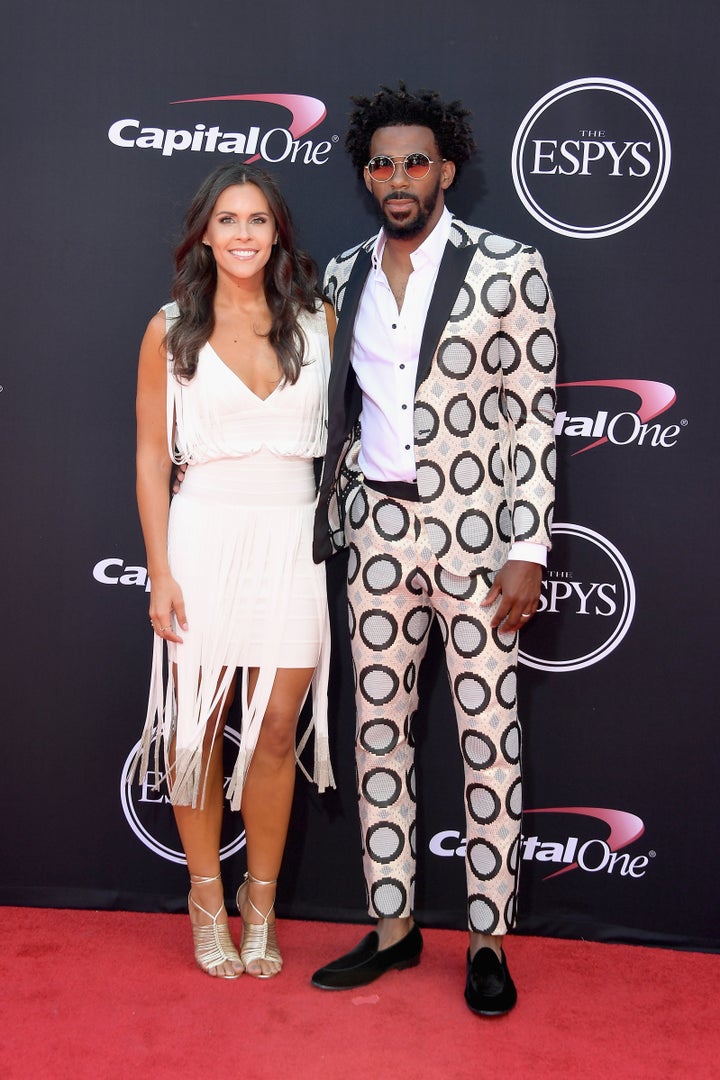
<box><xmin>1</xmin><ymin>908</ymin><xmax>718</xmax><ymax>1079</ymax></box>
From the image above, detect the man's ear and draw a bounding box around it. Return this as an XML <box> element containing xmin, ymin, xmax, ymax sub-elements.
<box><xmin>440</xmin><ymin>160</ymin><xmax>456</xmax><ymax>190</ymax></box>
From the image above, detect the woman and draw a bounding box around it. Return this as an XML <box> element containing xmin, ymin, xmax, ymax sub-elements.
<box><xmin>134</xmin><ymin>163</ymin><xmax>335</xmax><ymax>980</ymax></box>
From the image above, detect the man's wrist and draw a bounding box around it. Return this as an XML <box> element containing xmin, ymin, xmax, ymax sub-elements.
<box><xmin>507</xmin><ymin>541</ymin><xmax>547</xmax><ymax>567</ymax></box>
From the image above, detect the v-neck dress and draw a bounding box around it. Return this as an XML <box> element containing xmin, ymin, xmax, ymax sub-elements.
<box><xmin>134</xmin><ymin>301</ymin><xmax>334</xmax><ymax>810</ymax></box>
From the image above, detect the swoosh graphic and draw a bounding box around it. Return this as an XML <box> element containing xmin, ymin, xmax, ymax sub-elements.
<box><xmin>524</xmin><ymin>805</ymin><xmax>645</xmax><ymax>879</ymax></box>
<box><xmin>557</xmin><ymin>379</ymin><xmax>676</xmax><ymax>455</ymax></box>
<box><xmin>171</xmin><ymin>93</ymin><xmax>327</xmax><ymax>162</ymax></box>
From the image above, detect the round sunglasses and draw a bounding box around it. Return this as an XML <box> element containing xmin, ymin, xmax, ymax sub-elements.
<box><xmin>365</xmin><ymin>152</ymin><xmax>446</xmax><ymax>182</ymax></box>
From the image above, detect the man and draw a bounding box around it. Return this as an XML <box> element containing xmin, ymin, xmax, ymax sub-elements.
<box><xmin>311</xmin><ymin>84</ymin><xmax>557</xmax><ymax>1015</ymax></box>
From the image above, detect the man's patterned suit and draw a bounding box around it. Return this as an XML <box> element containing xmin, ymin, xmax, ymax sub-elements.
<box><xmin>313</xmin><ymin>217</ymin><xmax>557</xmax><ymax>934</ymax></box>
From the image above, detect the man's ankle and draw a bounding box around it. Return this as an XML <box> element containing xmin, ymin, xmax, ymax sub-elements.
<box><xmin>377</xmin><ymin>916</ymin><xmax>413</xmax><ymax>950</ymax></box>
<box><xmin>469</xmin><ymin>931</ymin><xmax>504</xmax><ymax>961</ymax></box>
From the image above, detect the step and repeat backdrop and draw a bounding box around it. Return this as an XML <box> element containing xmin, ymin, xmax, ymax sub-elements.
<box><xmin>3</xmin><ymin>1</ymin><xmax>718</xmax><ymax>950</ymax></box>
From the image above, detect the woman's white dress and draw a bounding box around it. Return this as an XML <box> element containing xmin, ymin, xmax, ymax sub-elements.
<box><xmin>135</xmin><ymin>301</ymin><xmax>334</xmax><ymax>809</ymax></box>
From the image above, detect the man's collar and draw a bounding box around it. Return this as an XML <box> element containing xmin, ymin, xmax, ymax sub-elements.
<box><xmin>371</xmin><ymin>206</ymin><xmax>453</xmax><ymax>273</ymax></box>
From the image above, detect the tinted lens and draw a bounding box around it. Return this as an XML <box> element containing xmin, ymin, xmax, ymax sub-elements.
<box><xmin>367</xmin><ymin>156</ymin><xmax>395</xmax><ymax>181</ymax></box>
<box><xmin>404</xmin><ymin>153</ymin><xmax>431</xmax><ymax>178</ymax></box>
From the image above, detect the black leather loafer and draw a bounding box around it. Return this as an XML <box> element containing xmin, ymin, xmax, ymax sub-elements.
<box><xmin>464</xmin><ymin>947</ymin><xmax>517</xmax><ymax>1016</ymax></box>
<box><xmin>311</xmin><ymin>925</ymin><xmax>423</xmax><ymax>990</ymax></box>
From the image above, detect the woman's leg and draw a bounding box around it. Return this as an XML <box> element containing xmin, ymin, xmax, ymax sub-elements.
<box><xmin>239</xmin><ymin>666</ymin><xmax>314</xmax><ymax>976</ymax></box>
<box><xmin>172</xmin><ymin>677</ymin><xmax>244</xmax><ymax>978</ymax></box>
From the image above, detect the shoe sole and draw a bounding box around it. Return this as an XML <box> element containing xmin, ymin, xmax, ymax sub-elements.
<box><xmin>464</xmin><ymin>995</ymin><xmax>517</xmax><ymax>1017</ymax></box>
<box><xmin>311</xmin><ymin>955</ymin><xmax>421</xmax><ymax>991</ymax></box>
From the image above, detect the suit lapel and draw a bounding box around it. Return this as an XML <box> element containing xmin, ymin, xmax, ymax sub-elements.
<box><xmin>415</xmin><ymin>237</ymin><xmax>477</xmax><ymax>391</ymax></box>
<box><xmin>329</xmin><ymin>247</ymin><xmax>371</xmax><ymax>394</ymax></box>
<box><xmin>326</xmin><ymin>245</ymin><xmax>371</xmax><ymax>450</ymax></box>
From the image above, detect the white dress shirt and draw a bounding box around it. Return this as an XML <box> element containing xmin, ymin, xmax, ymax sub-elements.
<box><xmin>351</xmin><ymin>208</ymin><xmax>546</xmax><ymax>567</ymax></box>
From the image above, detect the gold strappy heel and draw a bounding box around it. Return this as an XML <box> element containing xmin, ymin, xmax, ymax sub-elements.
<box><xmin>236</xmin><ymin>871</ymin><xmax>283</xmax><ymax>978</ymax></box>
<box><xmin>188</xmin><ymin>872</ymin><xmax>243</xmax><ymax>979</ymax></box>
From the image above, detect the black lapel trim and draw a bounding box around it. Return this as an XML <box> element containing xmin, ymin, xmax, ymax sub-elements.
<box><xmin>415</xmin><ymin>240</ymin><xmax>477</xmax><ymax>391</ymax></box>
<box><xmin>325</xmin><ymin>245</ymin><xmax>372</xmax><ymax>456</ymax></box>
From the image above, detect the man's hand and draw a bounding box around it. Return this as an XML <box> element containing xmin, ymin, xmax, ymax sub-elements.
<box><xmin>172</xmin><ymin>462</ymin><xmax>187</xmax><ymax>495</ymax></box>
<box><xmin>481</xmin><ymin>560</ymin><xmax>542</xmax><ymax>634</ymax></box>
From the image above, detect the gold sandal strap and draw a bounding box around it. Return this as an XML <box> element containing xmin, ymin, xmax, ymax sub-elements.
<box><xmin>236</xmin><ymin>872</ymin><xmax>283</xmax><ymax>975</ymax></box>
<box><xmin>241</xmin><ymin>872</ymin><xmax>277</xmax><ymax>921</ymax></box>
<box><xmin>191</xmin><ymin>921</ymin><xmax>242</xmax><ymax>973</ymax></box>
<box><xmin>188</xmin><ymin>871</ymin><xmax>225</xmax><ymax>922</ymax></box>
<box><xmin>246</xmin><ymin>872</ymin><xmax>278</xmax><ymax>887</ymax></box>
<box><xmin>240</xmin><ymin>921</ymin><xmax>282</xmax><ymax>968</ymax></box>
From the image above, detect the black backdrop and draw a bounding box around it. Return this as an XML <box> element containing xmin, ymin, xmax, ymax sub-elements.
<box><xmin>2</xmin><ymin>0</ymin><xmax>718</xmax><ymax>951</ymax></box>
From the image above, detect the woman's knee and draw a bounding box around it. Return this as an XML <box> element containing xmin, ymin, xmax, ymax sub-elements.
<box><xmin>258</xmin><ymin>706</ymin><xmax>297</xmax><ymax>759</ymax></box>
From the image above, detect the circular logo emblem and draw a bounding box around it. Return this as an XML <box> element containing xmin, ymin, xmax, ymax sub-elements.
<box><xmin>512</xmin><ymin>78</ymin><xmax>671</xmax><ymax>238</ymax></box>
<box><xmin>120</xmin><ymin>726</ymin><xmax>246</xmax><ymax>864</ymax></box>
<box><xmin>519</xmin><ymin>523</ymin><xmax>636</xmax><ymax>672</ymax></box>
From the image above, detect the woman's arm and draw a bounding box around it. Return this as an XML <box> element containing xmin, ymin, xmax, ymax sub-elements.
<box><xmin>135</xmin><ymin>310</ymin><xmax>187</xmax><ymax>641</ymax></box>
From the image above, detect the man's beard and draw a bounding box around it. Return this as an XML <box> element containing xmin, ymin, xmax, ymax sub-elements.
<box><xmin>378</xmin><ymin>179</ymin><xmax>441</xmax><ymax>239</ymax></box>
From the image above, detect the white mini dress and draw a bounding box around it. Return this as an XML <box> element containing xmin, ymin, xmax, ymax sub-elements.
<box><xmin>135</xmin><ymin>301</ymin><xmax>334</xmax><ymax>809</ymax></box>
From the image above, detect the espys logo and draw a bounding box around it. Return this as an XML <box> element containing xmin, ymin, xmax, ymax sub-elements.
<box><xmin>108</xmin><ymin>92</ymin><xmax>333</xmax><ymax>164</ymax></box>
<box><xmin>431</xmin><ymin>806</ymin><xmax>653</xmax><ymax>880</ymax></box>
<box><xmin>556</xmin><ymin>379</ymin><xmax>683</xmax><ymax>455</ymax></box>
<box><xmin>512</xmin><ymin>78</ymin><xmax>671</xmax><ymax>238</ymax></box>
<box><xmin>519</xmin><ymin>523</ymin><xmax>636</xmax><ymax>673</ymax></box>
<box><xmin>120</xmin><ymin>730</ymin><xmax>246</xmax><ymax>863</ymax></box>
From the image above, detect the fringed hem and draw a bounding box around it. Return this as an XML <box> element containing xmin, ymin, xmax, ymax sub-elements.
<box><xmin>132</xmin><ymin>631</ymin><xmax>335</xmax><ymax>811</ymax></box>
<box><xmin>295</xmin><ymin>604</ymin><xmax>335</xmax><ymax>794</ymax></box>
<box><xmin>132</xmin><ymin>517</ymin><xmax>335</xmax><ymax>811</ymax></box>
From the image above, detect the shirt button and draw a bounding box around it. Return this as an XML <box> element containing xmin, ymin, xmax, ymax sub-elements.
<box><xmin>399</xmin><ymin>363</ymin><xmax>405</xmax><ymax>369</ymax></box>
<box><xmin>402</xmin><ymin>404</ymin><xmax>407</xmax><ymax>410</ymax></box>
<box><xmin>391</xmin><ymin>323</ymin><xmax>397</xmax><ymax>329</ymax></box>
<box><xmin>405</xmin><ymin>444</ymin><xmax>411</xmax><ymax>450</ymax></box>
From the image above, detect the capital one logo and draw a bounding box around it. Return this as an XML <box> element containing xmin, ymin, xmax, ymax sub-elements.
<box><xmin>519</xmin><ymin>523</ymin><xmax>636</xmax><ymax>673</ymax></box>
<box><xmin>431</xmin><ymin>807</ymin><xmax>652</xmax><ymax>880</ymax></box>
<box><xmin>556</xmin><ymin>378</ymin><xmax>682</xmax><ymax>455</ymax></box>
<box><xmin>512</xmin><ymin>78</ymin><xmax>671</xmax><ymax>238</ymax></box>
<box><xmin>108</xmin><ymin>92</ymin><xmax>333</xmax><ymax>164</ymax></box>
<box><xmin>120</xmin><ymin>729</ymin><xmax>246</xmax><ymax>863</ymax></box>
<box><xmin>522</xmin><ymin>807</ymin><xmax>648</xmax><ymax>880</ymax></box>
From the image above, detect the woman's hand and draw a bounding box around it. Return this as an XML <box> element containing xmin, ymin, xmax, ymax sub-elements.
<box><xmin>148</xmin><ymin>572</ymin><xmax>188</xmax><ymax>644</ymax></box>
